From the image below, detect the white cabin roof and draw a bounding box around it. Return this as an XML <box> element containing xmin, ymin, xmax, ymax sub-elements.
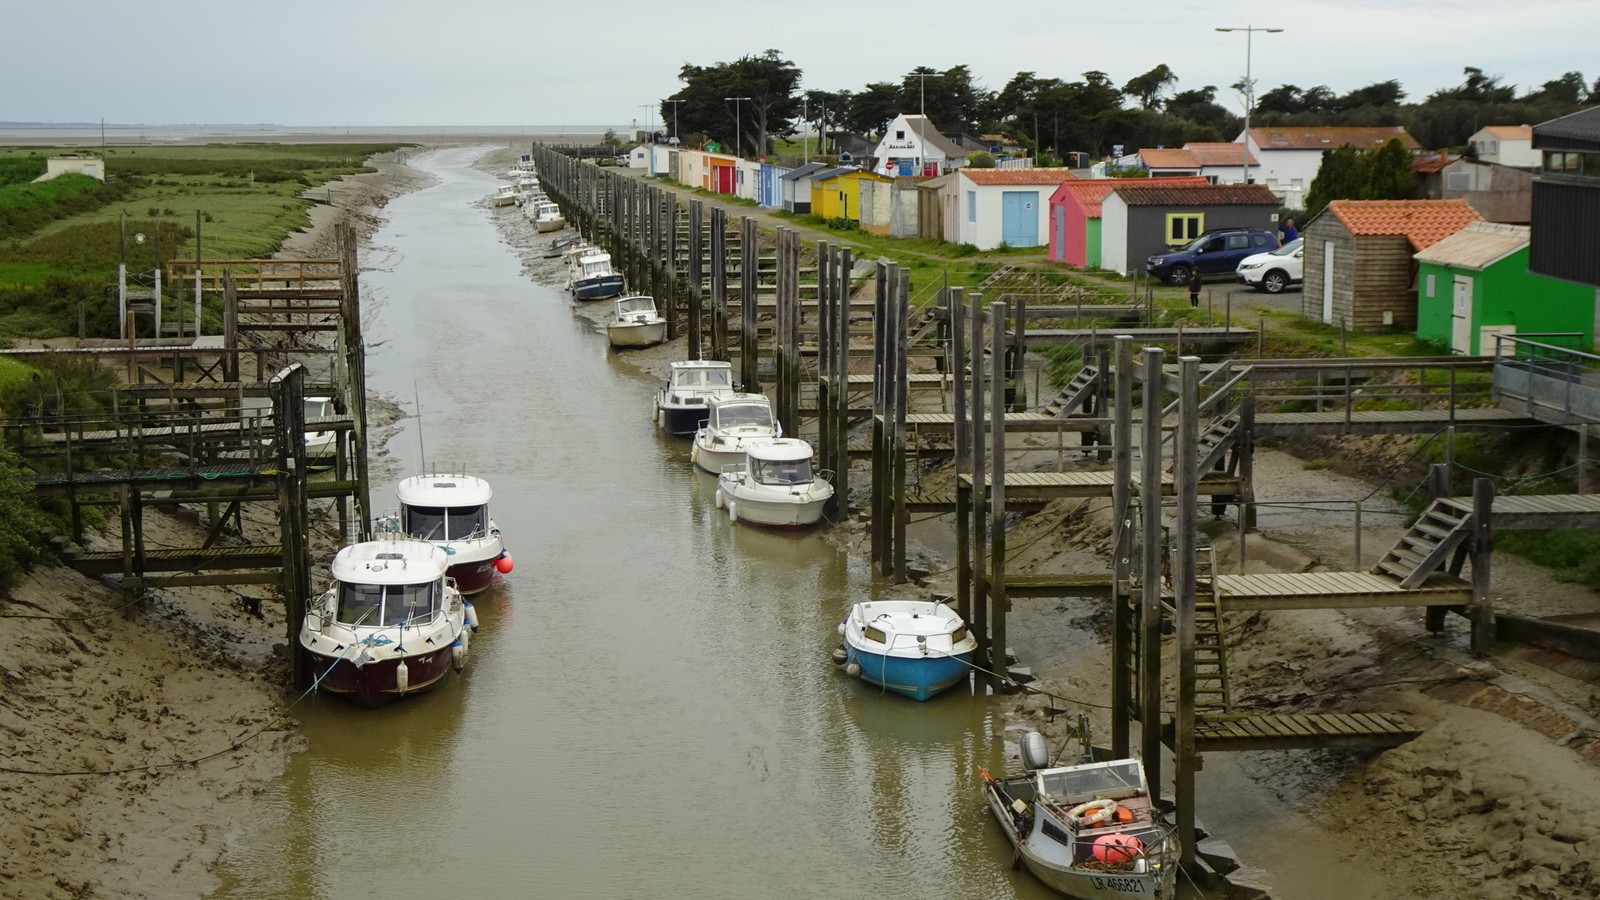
<box><xmin>670</xmin><ymin>359</ymin><xmax>732</xmax><ymax>373</ymax></box>
<box><xmin>747</xmin><ymin>437</ymin><xmax>813</xmax><ymax>462</ymax></box>
<box><xmin>395</xmin><ymin>473</ymin><xmax>493</xmax><ymax>507</ymax></box>
<box><xmin>329</xmin><ymin>538</ymin><xmax>449</xmax><ymax>585</ymax></box>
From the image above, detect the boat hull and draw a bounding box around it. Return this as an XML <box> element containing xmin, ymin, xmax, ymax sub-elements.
<box><xmin>982</xmin><ymin>778</ymin><xmax>1176</xmax><ymax>900</ymax></box>
<box><xmin>447</xmin><ymin>558</ymin><xmax>499</xmax><ymax>595</ymax></box>
<box><xmin>535</xmin><ymin>218</ymin><xmax>566</xmax><ymax>233</ymax></box>
<box><xmin>657</xmin><ymin>403</ymin><xmax>710</xmax><ymax>436</ymax></box>
<box><xmin>573</xmin><ymin>275</ymin><xmax>625</xmax><ymax>300</ymax></box>
<box><xmin>608</xmin><ymin>321</ymin><xmax>667</xmax><ymax>348</ymax></box>
<box><xmin>304</xmin><ymin>647</ymin><xmax>456</xmax><ymax>707</ymax></box>
<box><xmin>845</xmin><ymin>645</ymin><xmax>972</xmax><ymax>700</ymax></box>
<box><xmin>719</xmin><ymin>486</ymin><xmax>830</xmax><ymax>529</ymax></box>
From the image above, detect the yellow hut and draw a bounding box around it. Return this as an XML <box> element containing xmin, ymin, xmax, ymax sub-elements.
<box><xmin>809</xmin><ymin>167</ymin><xmax>893</xmax><ymax>221</ymax></box>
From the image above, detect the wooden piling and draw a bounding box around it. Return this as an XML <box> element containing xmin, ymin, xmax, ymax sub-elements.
<box><xmin>740</xmin><ymin>216</ymin><xmax>759</xmax><ymax>392</ymax></box>
<box><xmin>950</xmin><ymin>288</ymin><xmax>970</xmax><ymax>625</ymax></box>
<box><xmin>1139</xmin><ymin>346</ymin><xmax>1165</xmax><ymax>790</ymax></box>
<box><xmin>988</xmin><ymin>302</ymin><xmax>1009</xmax><ymax>679</ymax></box>
<box><xmin>1110</xmin><ymin>335</ymin><xmax>1135</xmax><ymax>757</ymax></box>
<box><xmin>1174</xmin><ymin>355</ymin><xmax>1201</xmax><ymax>878</ymax></box>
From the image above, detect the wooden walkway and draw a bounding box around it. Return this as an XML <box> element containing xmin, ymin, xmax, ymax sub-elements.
<box><xmin>1212</xmin><ymin>570</ymin><xmax>1472</xmax><ymax>610</ymax></box>
<box><xmin>1440</xmin><ymin>492</ymin><xmax>1600</xmax><ymax>528</ymax></box>
<box><xmin>1166</xmin><ymin>712</ymin><xmax>1422</xmax><ymax>752</ymax></box>
<box><xmin>906</xmin><ymin>471</ymin><xmax>1241</xmax><ymax>511</ymax></box>
<box><xmin>1024</xmin><ymin>326</ymin><xmax>1254</xmax><ymax>348</ymax></box>
<box><xmin>1256</xmin><ymin>407</ymin><xmax>1539</xmax><ymax>435</ymax></box>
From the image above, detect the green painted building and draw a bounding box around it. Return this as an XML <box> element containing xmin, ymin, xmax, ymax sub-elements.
<box><xmin>1415</xmin><ymin>222</ymin><xmax>1596</xmax><ymax>355</ymax></box>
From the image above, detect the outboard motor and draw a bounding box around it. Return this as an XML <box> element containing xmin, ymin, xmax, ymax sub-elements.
<box><xmin>1019</xmin><ymin>731</ymin><xmax>1051</xmax><ymax>771</ymax></box>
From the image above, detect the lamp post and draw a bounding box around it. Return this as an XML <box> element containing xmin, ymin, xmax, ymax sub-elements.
<box><xmin>1215</xmin><ymin>25</ymin><xmax>1282</xmax><ymax>185</ymax></box>
<box><xmin>724</xmin><ymin>96</ymin><xmax>751</xmax><ymax>158</ymax></box>
<box><xmin>664</xmin><ymin>99</ymin><xmax>684</xmax><ymax>144</ymax></box>
<box><xmin>638</xmin><ymin>104</ymin><xmax>654</xmax><ymax>139</ymax></box>
<box><xmin>904</xmin><ymin>71</ymin><xmax>938</xmax><ymax>174</ymax></box>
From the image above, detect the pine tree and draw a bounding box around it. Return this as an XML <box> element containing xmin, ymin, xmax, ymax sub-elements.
<box><xmin>1362</xmin><ymin>138</ymin><xmax>1415</xmax><ymax>200</ymax></box>
<box><xmin>1305</xmin><ymin>145</ymin><xmax>1366</xmax><ymax>219</ymax></box>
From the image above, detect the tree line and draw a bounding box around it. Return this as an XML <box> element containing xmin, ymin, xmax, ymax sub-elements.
<box><xmin>660</xmin><ymin>53</ymin><xmax>1596</xmax><ymax>163</ymax></box>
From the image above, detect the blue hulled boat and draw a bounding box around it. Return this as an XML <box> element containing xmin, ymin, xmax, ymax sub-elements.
<box><xmin>836</xmin><ymin>599</ymin><xmax>976</xmax><ymax>700</ymax></box>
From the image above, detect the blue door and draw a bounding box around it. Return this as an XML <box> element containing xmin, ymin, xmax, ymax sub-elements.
<box><xmin>1002</xmin><ymin>191</ymin><xmax>1039</xmax><ymax>246</ymax></box>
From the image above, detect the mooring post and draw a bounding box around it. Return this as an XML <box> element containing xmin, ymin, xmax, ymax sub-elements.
<box><xmin>815</xmin><ymin>242</ymin><xmax>833</xmax><ymax>485</ymax></box>
<box><xmin>834</xmin><ymin>247</ymin><xmax>853</xmax><ymax>520</ymax></box>
<box><xmin>1111</xmin><ymin>335</ymin><xmax>1135</xmax><ymax>757</ymax></box>
<box><xmin>710</xmin><ymin>207</ymin><xmax>728</xmax><ymax>361</ymax></box>
<box><xmin>891</xmin><ymin>267</ymin><xmax>910</xmax><ymax>580</ymax></box>
<box><xmin>1470</xmin><ymin>477</ymin><xmax>1496</xmax><ymax>654</ymax></box>
<box><xmin>870</xmin><ymin>262</ymin><xmax>890</xmax><ymax>570</ymax></box>
<box><xmin>989</xmin><ymin>302</ymin><xmax>1010</xmax><ymax>681</ymax></box>
<box><xmin>688</xmin><ymin>200</ymin><xmax>704</xmax><ymax>359</ymax></box>
<box><xmin>950</xmin><ymin>288</ymin><xmax>970</xmax><ymax>625</ymax></box>
<box><xmin>1139</xmin><ymin>346</ymin><xmax>1166</xmax><ymax>793</ymax></box>
<box><xmin>740</xmin><ymin>216</ymin><xmax>759</xmax><ymax>392</ymax></box>
<box><xmin>270</xmin><ymin>363</ymin><xmax>312</xmax><ymax>691</ymax></box>
<box><xmin>1175</xmin><ymin>355</ymin><xmax>1201</xmax><ymax>879</ymax></box>
<box><xmin>970</xmin><ymin>289</ymin><xmax>989</xmax><ymax>682</ymax></box>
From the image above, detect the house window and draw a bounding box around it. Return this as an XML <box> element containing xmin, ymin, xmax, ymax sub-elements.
<box><xmin>1165</xmin><ymin>213</ymin><xmax>1202</xmax><ymax>245</ymax></box>
<box><xmin>1446</xmin><ymin>172</ymin><xmax>1472</xmax><ymax>191</ymax></box>
<box><xmin>896</xmin><ymin>130</ymin><xmax>905</xmax><ymax>140</ymax></box>
<box><xmin>1425</xmin><ymin>273</ymin><xmax>1436</xmax><ymax>297</ymax></box>
<box><xmin>967</xmin><ymin>191</ymin><xmax>976</xmax><ymax>223</ymax></box>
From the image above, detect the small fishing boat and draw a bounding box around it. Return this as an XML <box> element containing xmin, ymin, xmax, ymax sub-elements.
<box><xmin>981</xmin><ymin>719</ymin><xmax>1179</xmax><ymax>900</ymax></box>
<box><xmin>383</xmin><ymin>470</ymin><xmax>512</xmax><ymax>595</ymax></box>
<box><xmin>298</xmin><ymin>537</ymin><xmax>476</xmax><ymax>706</ymax></box>
<box><xmin>691</xmin><ymin>393</ymin><xmax>780</xmax><ymax>475</ymax></box>
<box><xmin>490</xmin><ymin>184</ymin><xmax>519</xmax><ymax>207</ymax></box>
<box><xmin>715</xmin><ymin>437</ymin><xmax>832</xmax><ymax>528</ymax></box>
<box><xmin>567</xmin><ymin>249</ymin><xmax>626</xmax><ymax>300</ymax></box>
<box><xmin>834</xmin><ymin>598</ymin><xmax>976</xmax><ymax>700</ymax></box>
<box><xmin>605</xmin><ymin>295</ymin><xmax>667</xmax><ymax>348</ymax></box>
<box><xmin>532</xmin><ymin>200</ymin><xmax>566</xmax><ymax>232</ymax></box>
<box><xmin>654</xmin><ymin>359</ymin><xmax>737</xmax><ymax>435</ymax></box>
<box><xmin>303</xmin><ymin>395</ymin><xmax>339</xmax><ymax>459</ymax></box>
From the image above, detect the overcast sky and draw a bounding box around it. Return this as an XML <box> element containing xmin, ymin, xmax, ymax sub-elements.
<box><xmin>6</xmin><ymin>0</ymin><xmax>1592</xmax><ymax>130</ymax></box>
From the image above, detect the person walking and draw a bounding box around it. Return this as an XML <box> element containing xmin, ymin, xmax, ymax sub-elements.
<box><xmin>1187</xmin><ymin>266</ymin><xmax>1202</xmax><ymax>308</ymax></box>
<box><xmin>1281</xmin><ymin>217</ymin><xmax>1298</xmax><ymax>243</ymax></box>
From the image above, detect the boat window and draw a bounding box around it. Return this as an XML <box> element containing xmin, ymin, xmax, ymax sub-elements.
<box><xmin>336</xmin><ymin>581</ymin><xmax>385</xmax><ymax>626</ymax></box>
<box><xmin>706</xmin><ymin>370</ymin><xmax>731</xmax><ymax>386</ymax></box>
<box><xmin>404</xmin><ymin>505</ymin><xmax>447</xmax><ymax>540</ymax></box>
<box><xmin>716</xmin><ymin>404</ymin><xmax>772</xmax><ymax>428</ymax></box>
<box><xmin>445</xmin><ymin>505</ymin><xmax>488</xmax><ymax>539</ymax></box>
<box><xmin>1038</xmin><ymin>761</ymin><xmax>1144</xmax><ymax>800</ymax></box>
<box><xmin>303</xmin><ymin>399</ymin><xmax>333</xmax><ymax>419</ymax></box>
<box><xmin>390</xmin><ymin>580</ymin><xmax>439</xmax><ymax>624</ymax></box>
<box><xmin>863</xmin><ymin>625</ymin><xmax>888</xmax><ymax>644</ymax></box>
<box><xmin>752</xmin><ymin>456</ymin><xmax>813</xmax><ymax>485</ymax></box>
<box><xmin>617</xmin><ymin>297</ymin><xmax>653</xmax><ymax>314</ymax></box>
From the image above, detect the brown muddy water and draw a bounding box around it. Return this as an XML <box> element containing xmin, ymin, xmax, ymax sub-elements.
<box><xmin>209</xmin><ymin>146</ymin><xmax>1061</xmax><ymax>899</ymax></box>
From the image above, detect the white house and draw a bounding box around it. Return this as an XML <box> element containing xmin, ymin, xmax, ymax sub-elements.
<box><xmin>954</xmin><ymin>168</ymin><xmax>1076</xmax><ymax>249</ymax></box>
<box><xmin>1238</xmin><ymin>126</ymin><xmax>1420</xmax><ymax>209</ymax></box>
<box><xmin>1469</xmin><ymin>125</ymin><xmax>1538</xmax><ymax>168</ymax></box>
<box><xmin>37</xmin><ymin>154</ymin><xmax>104</xmax><ymax>182</ymax></box>
<box><xmin>872</xmin><ymin>114</ymin><xmax>966</xmax><ymax>178</ymax></box>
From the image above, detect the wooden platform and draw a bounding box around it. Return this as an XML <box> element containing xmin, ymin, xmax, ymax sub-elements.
<box><xmin>1024</xmin><ymin>326</ymin><xmax>1254</xmax><ymax>348</ymax></box>
<box><xmin>65</xmin><ymin>545</ymin><xmax>285</xmax><ymax>576</ymax></box>
<box><xmin>1256</xmin><ymin>407</ymin><xmax>1538</xmax><ymax>436</ymax></box>
<box><xmin>1005</xmin><ymin>573</ymin><xmax>1117</xmax><ymax>598</ymax></box>
<box><xmin>1165</xmin><ymin>712</ymin><xmax>1422</xmax><ymax>752</ymax></box>
<box><xmin>1211</xmin><ymin>571</ymin><xmax>1472</xmax><ymax>610</ymax></box>
<box><xmin>1440</xmin><ymin>493</ymin><xmax>1600</xmax><ymax>529</ymax></box>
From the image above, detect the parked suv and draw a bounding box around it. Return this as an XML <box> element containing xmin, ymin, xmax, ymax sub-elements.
<box><xmin>1236</xmin><ymin>237</ymin><xmax>1304</xmax><ymax>293</ymax></box>
<box><xmin>1146</xmin><ymin>228</ymin><xmax>1279</xmax><ymax>285</ymax></box>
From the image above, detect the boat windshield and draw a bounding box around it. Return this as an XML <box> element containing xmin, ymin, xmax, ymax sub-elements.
<box><xmin>403</xmin><ymin>504</ymin><xmax>487</xmax><ymax>540</ymax></box>
<box><xmin>336</xmin><ymin>579</ymin><xmax>439</xmax><ymax>627</ymax></box>
<box><xmin>751</xmin><ymin>455</ymin><xmax>813</xmax><ymax>485</ymax></box>
<box><xmin>303</xmin><ymin>398</ymin><xmax>334</xmax><ymax>419</ymax></box>
<box><xmin>616</xmin><ymin>297</ymin><xmax>654</xmax><ymax>315</ymax></box>
<box><xmin>1038</xmin><ymin>761</ymin><xmax>1145</xmax><ymax>801</ymax></box>
<box><xmin>673</xmin><ymin>368</ymin><xmax>731</xmax><ymax>388</ymax></box>
<box><xmin>715</xmin><ymin>403</ymin><xmax>772</xmax><ymax>428</ymax></box>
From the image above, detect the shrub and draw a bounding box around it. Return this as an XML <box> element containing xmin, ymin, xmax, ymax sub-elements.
<box><xmin>0</xmin><ymin>444</ymin><xmax>50</xmax><ymax>590</ymax></box>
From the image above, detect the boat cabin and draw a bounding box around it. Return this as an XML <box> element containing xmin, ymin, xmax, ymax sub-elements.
<box><xmin>577</xmin><ymin>253</ymin><xmax>616</xmax><ymax>279</ymax></box>
<box><xmin>706</xmin><ymin>395</ymin><xmax>775</xmax><ymax>431</ymax></box>
<box><xmin>613</xmin><ymin>295</ymin><xmax>659</xmax><ymax>318</ymax></box>
<box><xmin>395</xmin><ymin>475</ymin><xmax>493</xmax><ymax>542</ymax></box>
<box><xmin>746</xmin><ymin>440</ymin><xmax>816</xmax><ymax>485</ymax></box>
<box><xmin>667</xmin><ymin>360</ymin><xmax>734</xmax><ymax>393</ymax></box>
<box><xmin>327</xmin><ymin>540</ymin><xmax>449</xmax><ymax>627</ymax></box>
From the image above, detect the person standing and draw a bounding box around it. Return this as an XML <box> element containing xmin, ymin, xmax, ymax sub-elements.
<box><xmin>1281</xmin><ymin>217</ymin><xmax>1298</xmax><ymax>243</ymax></box>
<box><xmin>1187</xmin><ymin>266</ymin><xmax>1202</xmax><ymax>308</ymax></box>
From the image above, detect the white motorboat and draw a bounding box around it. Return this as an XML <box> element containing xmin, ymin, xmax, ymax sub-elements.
<box><xmin>297</xmin><ymin>537</ymin><xmax>473</xmax><ymax>706</ymax></box>
<box><xmin>490</xmin><ymin>184</ymin><xmax>519</xmax><ymax>207</ymax></box>
<box><xmin>303</xmin><ymin>395</ymin><xmax>339</xmax><ymax>459</ymax></box>
<box><xmin>834</xmin><ymin>598</ymin><xmax>976</xmax><ymax>700</ymax></box>
<box><xmin>566</xmin><ymin>248</ymin><xmax>625</xmax><ymax>300</ymax></box>
<box><xmin>532</xmin><ymin>200</ymin><xmax>566</xmax><ymax>232</ymax></box>
<box><xmin>381</xmin><ymin>470</ymin><xmax>511</xmax><ymax>595</ymax></box>
<box><xmin>715</xmin><ymin>437</ymin><xmax>833</xmax><ymax>529</ymax></box>
<box><xmin>605</xmin><ymin>295</ymin><xmax>667</xmax><ymax>348</ymax></box>
<box><xmin>654</xmin><ymin>359</ymin><xmax>736</xmax><ymax>435</ymax></box>
<box><xmin>981</xmin><ymin>720</ymin><xmax>1179</xmax><ymax>900</ymax></box>
<box><xmin>691</xmin><ymin>393</ymin><xmax>780</xmax><ymax>475</ymax></box>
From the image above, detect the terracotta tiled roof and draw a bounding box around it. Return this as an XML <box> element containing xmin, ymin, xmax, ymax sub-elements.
<box><xmin>1137</xmin><ymin>148</ymin><xmax>1198</xmax><ymax>169</ymax></box>
<box><xmin>1183</xmin><ymin>142</ymin><xmax>1258</xmax><ymax>166</ymax></box>
<box><xmin>960</xmin><ymin>167</ymin><xmax>1077</xmax><ymax>186</ymax></box>
<box><xmin>1324</xmin><ymin>199</ymin><xmax>1483</xmax><ymax>250</ymax></box>
<box><xmin>1054</xmin><ymin>177</ymin><xmax>1209</xmax><ymax>216</ymax></box>
<box><xmin>1248</xmin><ymin>126</ymin><xmax>1421</xmax><ymax>151</ymax></box>
<box><xmin>1413</xmin><ymin>152</ymin><xmax>1458</xmax><ymax>174</ymax></box>
<box><xmin>1413</xmin><ymin>221</ymin><xmax>1529</xmax><ymax>268</ymax></box>
<box><xmin>1109</xmin><ymin>183</ymin><xmax>1281</xmax><ymax>207</ymax></box>
<box><xmin>1481</xmin><ymin>125</ymin><xmax>1532</xmax><ymax>140</ymax></box>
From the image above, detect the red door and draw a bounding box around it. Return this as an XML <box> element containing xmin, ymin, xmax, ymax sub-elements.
<box><xmin>715</xmin><ymin>165</ymin><xmax>736</xmax><ymax>194</ymax></box>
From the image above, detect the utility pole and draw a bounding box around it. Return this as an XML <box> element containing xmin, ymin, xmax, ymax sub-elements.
<box><xmin>904</xmin><ymin>71</ymin><xmax>939</xmax><ymax>175</ymax></box>
<box><xmin>1216</xmin><ymin>25</ymin><xmax>1283</xmax><ymax>185</ymax></box>
<box><xmin>665</xmin><ymin>99</ymin><xmax>685</xmax><ymax>144</ymax></box>
<box><xmin>724</xmin><ymin>96</ymin><xmax>752</xmax><ymax>158</ymax></box>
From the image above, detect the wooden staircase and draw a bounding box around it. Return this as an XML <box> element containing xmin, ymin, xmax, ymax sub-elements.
<box><xmin>1372</xmin><ymin>499</ymin><xmax>1472</xmax><ymax>588</ymax></box>
<box><xmin>1040</xmin><ymin>365</ymin><xmax>1101</xmax><ymax>418</ymax></box>
<box><xmin>1188</xmin><ymin>543</ymin><xmax>1232</xmax><ymax>715</ymax></box>
<box><xmin>1193</xmin><ymin>411</ymin><xmax>1242</xmax><ymax>476</ymax></box>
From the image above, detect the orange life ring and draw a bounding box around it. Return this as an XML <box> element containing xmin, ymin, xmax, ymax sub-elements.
<box><xmin>1067</xmin><ymin>798</ymin><xmax>1118</xmax><ymax>827</ymax></box>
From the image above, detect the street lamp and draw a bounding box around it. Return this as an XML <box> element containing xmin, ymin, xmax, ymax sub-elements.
<box><xmin>665</xmin><ymin>99</ymin><xmax>685</xmax><ymax>144</ymax></box>
<box><xmin>638</xmin><ymin>104</ymin><xmax>654</xmax><ymax>139</ymax></box>
<box><xmin>904</xmin><ymin>71</ymin><xmax>938</xmax><ymax>174</ymax></box>
<box><xmin>724</xmin><ymin>96</ymin><xmax>751</xmax><ymax>158</ymax></box>
<box><xmin>1216</xmin><ymin>26</ymin><xmax>1282</xmax><ymax>185</ymax></box>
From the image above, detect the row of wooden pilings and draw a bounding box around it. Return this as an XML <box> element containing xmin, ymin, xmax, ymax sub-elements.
<box><xmin>533</xmin><ymin>145</ymin><xmax>1220</xmax><ymax>876</ymax></box>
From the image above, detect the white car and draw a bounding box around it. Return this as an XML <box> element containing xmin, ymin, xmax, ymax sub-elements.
<box><xmin>1236</xmin><ymin>237</ymin><xmax>1303</xmax><ymax>294</ymax></box>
